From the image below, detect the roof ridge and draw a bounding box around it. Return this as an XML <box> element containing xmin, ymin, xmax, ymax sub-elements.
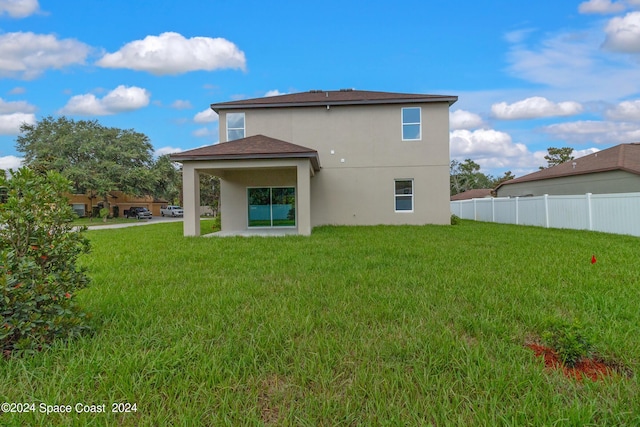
<box><xmin>211</xmin><ymin>89</ymin><xmax>458</xmax><ymax>111</ymax></box>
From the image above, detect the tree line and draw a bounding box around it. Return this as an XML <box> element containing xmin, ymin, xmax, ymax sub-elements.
<box><xmin>450</xmin><ymin>147</ymin><xmax>575</xmax><ymax>196</ymax></box>
<box><xmin>14</xmin><ymin>116</ymin><xmax>219</xmax><ymax>215</ymax></box>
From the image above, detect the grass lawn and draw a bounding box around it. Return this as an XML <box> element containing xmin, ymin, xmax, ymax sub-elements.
<box><xmin>1</xmin><ymin>220</ymin><xmax>639</xmax><ymax>425</ymax></box>
<box><xmin>71</xmin><ymin>216</ymin><xmax>145</xmax><ymax>227</ymax></box>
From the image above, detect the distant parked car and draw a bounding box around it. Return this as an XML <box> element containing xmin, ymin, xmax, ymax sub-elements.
<box><xmin>124</xmin><ymin>207</ymin><xmax>152</xmax><ymax>220</ymax></box>
<box><xmin>160</xmin><ymin>205</ymin><xmax>184</xmax><ymax>217</ymax></box>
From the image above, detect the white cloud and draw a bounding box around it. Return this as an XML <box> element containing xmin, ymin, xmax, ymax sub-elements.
<box><xmin>155</xmin><ymin>146</ymin><xmax>183</xmax><ymax>156</ymax></box>
<box><xmin>0</xmin><ymin>112</ymin><xmax>36</xmax><ymax>134</ymax></box>
<box><xmin>59</xmin><ymin>85</ymin><xmax>150</xmax><ymax>116</ymax></box>
<box><xmin>506</xmin><ymin>33</ymin><xmax>597</xmax><ymax>88</ymax></box>
<box><xmin>579</xmin><ymin>0</ymin><xmax>626</xmax><ymax>14</ymax></box>
<box><xmin>0</xmin><ymin>97</ymin><xmax>36</xmax><ymax>114</ymax></box>
<box><xmin>450</xmin><ymin>109</ymin><xmax>484</xmax><ymax>130</ymax></box>
<box><xmin>542</xmin><ymin>120</ymin><xmax>640</xmax><ymax>144</ymax></box>
<box><xmin>605</xmin><ymin>99</ymin><xmax>640</xmax><ymax>120</ymax></box>
<box><xmin>265</xmin><ymin>89</ymin><xmax>286</xmax><ymax>97</ymax></box>
<box><xmin>9</xmin><ymin>86</ymin><xmax>26</xmax><ymax>95</ymax></box>
<box><xmin>193</xmin><ymin>108</ymin><xmax>218</xmax><ymax>124</ymax></box>
<box><xmin>97</xmin><ymin>32</ymin><xmax>246</xmax><ymax>75</ymax></box>
<box><xmin>0</xmin><ymin>155</ymin><xmax>23</xmax><ymax>170</ymax></box>
<box><xmin>505</xmin><ymin>27</ymin><xmax>640</xmax><ymax>101</ymax></box>
<box><xmin>0</xmin><ymin>32</ymin><xmax>90</xmax><ymax>79</ymax></box>
<box><xmin>170</xmin><ymin>100</ymin><xmax>192</xmax><ymax>110</ymax></box>
<box><xmin>450</xmin><ymin>129</ymin><xmax>537</xmax><ymax>170</ymax></box>
<box><xmin>504</xmin><ymin>28</ymin><xmax>536</xmax><ymax>44</ymax></box>
<box><xmin>0</xmin><ymin>0</ymin><xmax>39</xmax><ymax>18</ymax></box>
<box><xmin>491</xmin><ymin>96</ymin><xmax>583</xmax><ymax>120</ymax></box>
<box><xmin>603</xmin><ymin>11</ymin><xmax>640</xmax><ymax>53</ymax></box>
<box><xmin>192</xmin><ymin>127</ymin><xmax>216</xmax><ymax>138</ymax></box>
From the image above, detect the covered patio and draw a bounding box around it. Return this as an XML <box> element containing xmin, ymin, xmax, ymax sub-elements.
<box><xmin>170</xmin><ymin>135</ymin><xmax>321</xmax><ymax>236</ymax></box>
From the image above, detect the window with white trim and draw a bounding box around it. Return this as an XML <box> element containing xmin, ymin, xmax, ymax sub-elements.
<box><xmin>394</xmin><ymin>179</ymin><xmax>414</xmax><ymax>212</ymax></box>
<box><xmin>227</xmin><ymin>112</ymin><xmax>245</xmax><ymax>141</ymax></box>
<box><xmin>402</xmin><ymin>107</ymin><xmax>421</xmax><ymax>141</ymax></box>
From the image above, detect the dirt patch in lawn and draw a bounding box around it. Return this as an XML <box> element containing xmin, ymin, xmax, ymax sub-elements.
<box><xmin>526</xmin><ymin>343</ymin><xmax>632</xmax><ymax>381</ymax></box>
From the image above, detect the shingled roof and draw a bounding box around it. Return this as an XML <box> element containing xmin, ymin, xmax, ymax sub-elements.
<box><xmin>496</xmin><ymin>143</ymin><xmax>640</xmax><ymax>191</ymax></box>
<box><xmin>170</xmin><ymin>134</ymin><xmax>321</xmax><ymax>171</ymax></box>
<box><xmin>450</xmin><ymin>188</ymin><xmax>493</xmax><ymax>201</ymax></box>
<box><xmin>211</xmin><ymin>89</ymin><xmax>457</xmax><ymax>111</ymax></box>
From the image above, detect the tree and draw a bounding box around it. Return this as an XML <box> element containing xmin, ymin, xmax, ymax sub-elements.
<box><xmin>450</xmin><ymin>159</ymin><xmax>517</xmax><ymax>195</ymax></box>
<box><xmin>151</xmin><ymin>154</ymin><xmax>182</xmax><ymax>204</ymax></box>
<box><xmin>1</xmin><ymin>168</ymin><xmax>91</xmax><ymax>356</ymax></box>
<box><xmin>494</xmin><ymin>170</ymin><xmax>515</xmax><ymax>186</ymax></box>
<box><xmin>450</xmin><ymin>159</ymin><xmax>494</xmax><ymax>195</ymax></box>
<box><xmin>199</xmin><ymin>174</ymin><xmax>220</xmax><ymax>217</ymax></box>
<box><xmin>540</xmin><ymin>147</ymin><xmax>574</xmax><ymax>169</ymax></box>
<box><xmin>16</xmin><ymin>116</ymin><xmax>157</xmax><ymax>219</ymax></box>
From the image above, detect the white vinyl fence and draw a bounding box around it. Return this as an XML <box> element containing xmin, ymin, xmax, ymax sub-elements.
<box><xmin>450</xmin><ymin>192</ymin><xmax>640</xmax><ymax>237</ymax></box>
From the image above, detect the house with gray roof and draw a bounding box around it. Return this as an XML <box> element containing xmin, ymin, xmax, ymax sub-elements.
<box><xmin>450</xmin><ymin>188</ymin><xmax>493</xmax><ymax>201</ymax></box>
<box><xmin>171</xmin><ymin>89</ymin><xmax>457</xmax><ymax>236</ymax></box>
<box><xmin>495</xmin><ymin>143</ymin><xmax>640</xmax><ymax>197</ymax></box>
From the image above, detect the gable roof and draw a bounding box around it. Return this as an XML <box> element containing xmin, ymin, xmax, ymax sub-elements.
<box><xmin>496</xmin><ymin>143</ymin><xmax>640</xmax><ymax>191</ymax></box>
<box><xmin>211</xmin><ymin>89</ymin><xmax>457</xmax><ymax>112</ymax></box>
<box><xmin>170</xmin><ymin>134</ymin><xmax>321</xmax><ymax>171</ymax></box>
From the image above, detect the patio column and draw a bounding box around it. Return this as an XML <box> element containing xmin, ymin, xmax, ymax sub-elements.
<box><xmin>183</xmin><ymin>164</ymin><xmax>200</xmax><ymax>236</ymax></box>
<box><xmin>296</xmin><ymin>160</ymin><xmax>312</xmax><ymax>236</ymax></box>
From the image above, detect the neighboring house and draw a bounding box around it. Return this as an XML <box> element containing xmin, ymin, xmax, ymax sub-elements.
<box><xmin>450</xmin><ymin>188</ymin><xmax>493</xmax><ymax>201</ymax></box>
<box><xmin>67</xmin><ymin>192</ymin><xmax>168</xmax><ymax>217</ymax></box>
<box><xmin>495</xmin><ymin>143</ymin><xmax>640</xmax><ymax>197</ymax></box>
<box><xmin>171</xmin><ymin>89</ymin><xmax>458</xmax><ymax>236</ymax></box>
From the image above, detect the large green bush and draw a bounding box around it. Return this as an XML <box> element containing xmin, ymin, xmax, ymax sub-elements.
<box><xmin>0</xmin><ymin>168</ymin><xmax>92</xmax><ymax>357</ymax></box>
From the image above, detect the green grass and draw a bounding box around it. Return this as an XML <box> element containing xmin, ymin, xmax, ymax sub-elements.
<box><xmin>71</xmin><ymin>216</ymin><xmax>144</xmax><ymax>227</ymax></box>
<box><xmin>1</xmin><ymin>220</ymin><xmax>639</xmax><ymax>425</ymax></box>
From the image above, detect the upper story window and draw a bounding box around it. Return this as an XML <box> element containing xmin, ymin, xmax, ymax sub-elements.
<box><xmin>402</xmin><ymin>107</ymin><xmax>421</xmax><ymax>141</ymax></box>
<box><xmin>227</xmin><ymin>112</ymin><xmax>245</xmax><ymax>141</ymax></box>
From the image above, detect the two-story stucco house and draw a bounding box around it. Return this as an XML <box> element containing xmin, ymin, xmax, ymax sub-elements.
<box><xmin>171</xmin><ymin>89</ymin><xmax>458</xmax><ymax>236</ymax></box>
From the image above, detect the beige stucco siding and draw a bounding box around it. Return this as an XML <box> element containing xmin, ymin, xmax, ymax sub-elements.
<box><xmin>309</xmin><ymin>165</ymin><xmax>450</xmax><ymax>226</ymax></box>
<box><xmin>219</xmin><ymin>103</ymin><xmax>450</xmax><ymax>168</ymax></box>
<box><xmin>497</xmin><ymin>170</ymin><xmax>640</xmax><ymax>197</ymax></box>
<box><xmin>218</xmin><ymin>102</ymin><xmax>451</xmax><ymax>227</ymax></box>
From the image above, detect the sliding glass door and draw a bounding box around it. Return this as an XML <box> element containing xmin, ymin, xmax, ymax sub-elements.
<box><xmin>248</xmin><ymin>187</ymin><xmax>296</xmax><ymax>228</ymax></box>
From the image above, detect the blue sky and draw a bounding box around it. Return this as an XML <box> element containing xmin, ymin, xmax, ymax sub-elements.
<box><xmin>1</xmin><ymin>0</ymin><xmax>640</xmax><ymax>178</ymax></box>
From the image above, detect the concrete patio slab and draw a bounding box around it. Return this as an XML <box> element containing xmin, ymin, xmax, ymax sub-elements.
<box><xmin>204</xmin><ymin>229</ymin><xmax>299</xmax><ymax>237</ymax></box>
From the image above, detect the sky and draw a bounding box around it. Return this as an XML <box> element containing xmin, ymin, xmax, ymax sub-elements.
<box><xmin>1</xmin><ymin>0</ymin><xmax>640</xmax><ymax>178</ymax></box>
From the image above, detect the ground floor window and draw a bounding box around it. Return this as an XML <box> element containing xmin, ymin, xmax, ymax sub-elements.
<box><xmin>394</xmin><ymin>179</ymin><xmax>413</xmax><ymax>212</ymax></box>
<box><xmin>248</xmin><ymin>187</ymin><xmax>296</xmax><ymax>227</ymax></box>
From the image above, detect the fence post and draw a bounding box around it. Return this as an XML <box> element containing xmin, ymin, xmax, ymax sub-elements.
<box><xmin>492</xmin><ymin>197</ymin><xmax>495</xmax><ymax>223</ymax></box>
<box><xmin>515</xmin><ymin>197</ymin><xmax>519</xmax><ymax>225</ymax></box>
<box><xmin>586</xmin><ymin>193</ymin><xmax>593</xmax><ymax>231</ymax></box>
<box><xmin>544</xmin><ymin>194</ymin><xmax>549</xmax><ymax>228</ymax></box>
<box><xmin>473</xmin><ymin>198</ymin><xmax>477</xmax><ymax>220</ymax></box>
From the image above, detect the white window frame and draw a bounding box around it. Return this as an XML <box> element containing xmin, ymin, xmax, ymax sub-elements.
<box><xmin>401</xmin><ymin>107</ymin><xmax>421</xmax><ymax>141</ymax></box>
<box><xmin>226</xmin><ymin>112</ymin><xmax>245</xmax><ymax>141</ymax></box>
<box><xmin>394</xmin><ymin>179</ymin><xmax>414</xmax><ymax>212</ymax></box>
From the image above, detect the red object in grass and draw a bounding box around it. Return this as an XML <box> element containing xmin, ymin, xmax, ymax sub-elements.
<box><xmin>527</xmin><ymin>343</ymin><xmax>611</xmax><ymax>381</ymax></box>
<box><xmin>591</xmin><ymin>255</ymin><xmax>596</xmax><ymax>264</ymax></box>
